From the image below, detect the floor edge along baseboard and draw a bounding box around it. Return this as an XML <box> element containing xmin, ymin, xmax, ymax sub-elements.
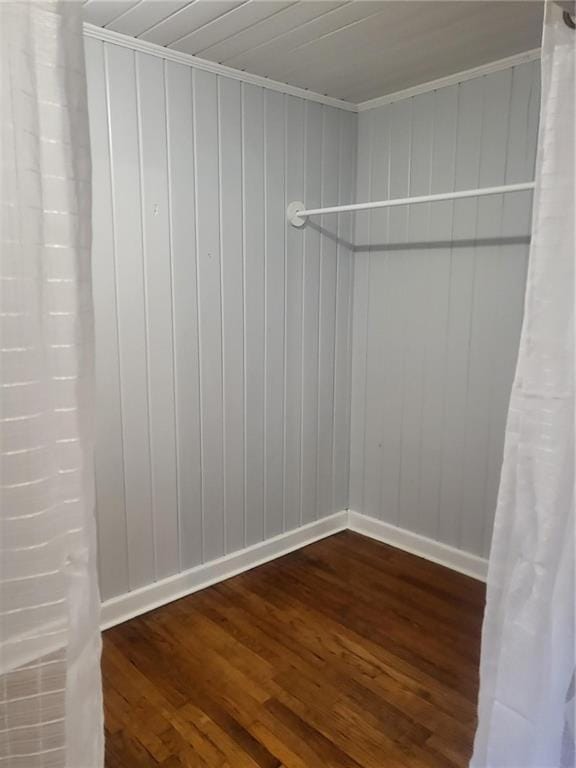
<box><xmin>348</xmin><ymin>511</ymin><xmax>488</xmax><ymax>582</ymax></box>
<box><xmin>100</xmin><ymin>511</ymin><xmax>349</xmax><ymax>630</ymax></box>
<box><xmin>100</xmin><ymin>510</ymin><xmax>488</xmax><ymax>630</ymax></box>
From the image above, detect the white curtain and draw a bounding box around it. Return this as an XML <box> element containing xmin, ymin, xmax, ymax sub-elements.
<box><xmin>1</xmin><ymin>2</ymin><xmax>103</xmax><ymax>766</ymax></box>
<box><xmin>471</xmin><ymin>4</ymin><xmax>575</xmax><ymax>767</ymax></box>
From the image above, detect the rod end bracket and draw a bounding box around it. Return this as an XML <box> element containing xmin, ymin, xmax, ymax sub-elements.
<box><xmin>287</xmin><ymin>201</ymin><xmax>306</xmax><ymax>228</ymax></box>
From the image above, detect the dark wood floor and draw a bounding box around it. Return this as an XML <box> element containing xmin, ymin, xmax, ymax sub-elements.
<box><xmin>102</xmin><ymin>531</ymin><xmax>485</xmax><ymax>768</ymax></box>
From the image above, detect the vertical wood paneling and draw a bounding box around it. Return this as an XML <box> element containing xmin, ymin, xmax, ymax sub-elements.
<box><xmin>218</xmin><ymin>76</ymin><xmax>245</xmax><ymax>555</ymax></box>
<box><xmin>438</xmin><ymin>76</ymin><xmax>484</xmax><ymax>550</ymax></box>
<box><xmin>399</xmin><ymin>92</ymin><xmax>433</xmax><ymax>537</ymax></box>
<box><xmin>283</xmin><ymin>96</ymin><xmax>305</xmax><ymax>533</ymax></box>
<box><xmin>351</xmin><ymin>61</ymin><xmax>538</xmax><ymax>558</ymax></box>
<box><xmin>482</xmin><ymin>60</ymin><xmax>539</xmax><ymax>556</ymax></box>
<box><xmin>88</xmin><ymin>39</ymin><xmax>537</xmax><ymax>592</ymax></box>
<box><xmin>87</xmin><ymin>42</ymin><xmax>356</xmax><ymax>602</ymax></box>
<box><xmin>106</xmin><ymin>44</ymin><xmax>154</xmax><ymax>589</ymax></box>
<box><xmin>379</xmin><ymin>98</ymin><xmax>412</xmax><ymax>527</ymax></box>
<box><xmin>242</xmin><ymin>83</ymin><xmax>266</xmax><ymax>546</ymax></box>
<box><xmin>193</xmin><ymin>69</ymin><xmax>225</xmax><ymax>563</ymax></box>
<box><xmin>317</xmin><ymin>107</ymin><xmax>339</xmax><ymax>521</ymax></box>
<box><xmin>85</xmin><ymin>38</ymin><xmax>128</xmax><ymax>601</ymax></box>
<box><xmin>300</xmin><ymin>101</ymin><xmax>323</xmax><ymax>526</ymax></box>
<box><xmin>362</xmin><ymin>105</ymin><xmax>390</xmax><ymax>521</ymax></box>
<box><xmin>332</xmin><ymin>110</ymin><xmax>356</xmax><ymax>513</ymax></box>
<box><xmin>136</xmin><ymin>53</ymin><xmax>179</xmax><ymax>579</ymax></box>
<box><xmin>459</xmin><ymin>69</ymin><xmax>513</xmax><ymax>554</ymax></box>
<box><xmin>165</xmin><ymin>61</ymin><xmax>203</xmax><ymax>571</ymax></box>
<box><xmin>264</xmin><ymin>90</ymin><xmax>286</xmax><ymax>539</ymax></box>
<box><xmin>419</xmin><ymin>84</ymin><xmax>458</xmax><ymax>542</ymax></box>
<box><xmin>348</xmin><ymin>114</ymin><xmax>372</xmax><ymax>513</ymax></box>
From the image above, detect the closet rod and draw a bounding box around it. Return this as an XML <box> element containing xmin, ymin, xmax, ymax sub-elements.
<box><xmin>287</xmin><ymin>181</ymin><xmax>535</xmax><ymax>227</ymax></box>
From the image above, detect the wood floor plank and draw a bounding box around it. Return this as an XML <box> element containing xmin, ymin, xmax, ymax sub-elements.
<box><xmin>197</xmin><ymin>577</ymin><xmax>477</xmax><ymax>723</ymax></box>
<box><xmin>103</xmin><ymin>531</ymin><xmax>484</xmax><ymax>767</ymax></box>
<box><xmin>224</xmin><ymin>562</ymin><xmax>477</xmax><ymax>698</ymax></box>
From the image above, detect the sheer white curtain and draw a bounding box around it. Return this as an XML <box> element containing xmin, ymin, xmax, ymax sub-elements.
<box><xmin>1</xmin><ymin>2</ymin><xmax>103</xmax><ymax>766</ymax></box>
<box><xmin>471</xmin><ymin>4</ymin><xmax>575</xmax><ymax>767</ymax></box>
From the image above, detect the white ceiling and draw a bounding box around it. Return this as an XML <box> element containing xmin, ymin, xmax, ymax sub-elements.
<box><xmin>82</xmin><ymin>0</ymin><xmax>544</xmax><ymax>104</ymax></box>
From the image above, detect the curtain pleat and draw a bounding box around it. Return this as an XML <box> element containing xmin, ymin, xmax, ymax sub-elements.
<box><xmin>1</xmin><ymin>2</ymin><xmax>103</xmax><ymax>766</ymax></box>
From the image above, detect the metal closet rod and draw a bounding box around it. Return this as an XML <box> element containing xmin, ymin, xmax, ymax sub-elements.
<box><xmin>287</xmin><ymin>181</ymin><xmax>535</xmax><ymax>227</ymax></box>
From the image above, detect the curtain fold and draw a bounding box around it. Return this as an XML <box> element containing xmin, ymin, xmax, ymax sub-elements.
<box><xmin>1</xmin><ymin>2</ymin><xmax>103</xmax><ymax>766</ymax></box>
<box><xmin>471</xmin><ymin>4</ymin><xmax>575</xmax><ymax>767</ymax></box>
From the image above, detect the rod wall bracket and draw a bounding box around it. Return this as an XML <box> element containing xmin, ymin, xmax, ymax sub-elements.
<box><xmin>287</xmin><ymin>201</ymin><xmax>306</xmax><ymax>228</ymax></box>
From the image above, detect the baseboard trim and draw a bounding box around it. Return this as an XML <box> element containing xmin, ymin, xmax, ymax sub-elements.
<box><xmin>348</xmin><ymin>511</ymin><xmax>488</xmax><ymax>582</ymax></box>
<box><xmin>100</xmin><ymin>511</ymin><xmax>348</xmax><ymax>629</ymax></box>
<box><xmin>101</xmin><ymin>509</ymin><xmax>488</xmax><ymax>629</ymax></box>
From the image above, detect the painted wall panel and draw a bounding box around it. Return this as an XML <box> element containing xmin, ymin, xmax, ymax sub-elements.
<box><xmin>86</xmin><ymin>42</ymin><xmax>356</xmax><ymax>600</ymax></box>
<box><xmin>348</xmin><ymin>113</ymin><xmax>372</xmax><ymax>512</ymax></box>
<box><xmin>193</xmin><ymin>68</ymin><xmax>225</xmax><ymax>564</ymax></box>
<box><xmin>362</xmin><ymin>105</ymin><xmax>390</xmax><ymax>523</ymax></box>
<box><xmin>283</xmin><ymin>96</ymin><xmax>305</xmax><ymax>533</ymax></box>
<box><xmin>242</xmin><ymin>83</ymin><xmax>266</xmax><ymax>547</ymax></box>
<box><xmin>317</xmin><ymin>108</ymin><xmax>340</xmax><ymax>521</ymax></box>
<box><xmin>300</xmin><ymin>101</ymin><xmax>323</xmax><ymax>526</ymax></box>
<box><xmin>218</xmin><ymin>75</ymin><xmax>245</xmax><ymax>556</ymax></box>
<box><xmin>438</xmin><ymin>76</ymin><xmax>485</xmax><ymax>550</ymax></box>
<box><xmin>165</xmin><ymin>61</ymin><xmax>203</xmax><ymax>571</ymax></box>
<box><xmin>459</xmin><ymin>69</ymin><xmax>513</xmax><ymax>554</ymax></box>
<box><xmin>419</xmin><ymin>84</ymin><xmax>458</xmax><ymax>544</ymax></box>
<box><xmin>482</xmin><ymin>62</ymin><xmax>538</xmax><ymax>554</ymax></box>
<box><xmin>350</xmin><ymin>60</ymin><xmax>539</xmax><ymax>558</ymax></box>
<box><xmin>136</xmin><ymin>53</ymin><xmax>179</xmax><ymax>579</ymax></box>
<box><xmin>332</xmin><ymin>111</ymin><xmax>357</xmax><ymax>514</ymax></box>
<box><xmin>264</xmin><ymin>89</ymin><xmax>286</xmax><ymax>540</ymax></box>
<box><xmin>377</xmin><ymin>99</ymin><xmax>412</xmax><ymax>529</ymax></box>
<box><xmin>399</xmin><ymin>92</ymin><xmax>433</xmax><ymax>538</ymax></box>
<box><xmin>85</xmin><ymin>37</ymin><xmax>128</xmax><ymax>600</ymax></box>
<box><xmin>105</xmin><ymin>44</ymin><xmax>154</xmax><ymax>590</ymax></box>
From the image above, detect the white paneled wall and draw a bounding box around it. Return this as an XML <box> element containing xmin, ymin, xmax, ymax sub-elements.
<box><xmin>350</xmin><ymin>60</ymin><xmax>540</xmax><ymax>558</ymax></box>
<box><xmin>85</xmin><ymin>38</ymin><xmax>357</xmax><ymax>601</ymax></box>
<box><xmin>87</xmin><ymin>30</ymin><xmax>540</xmax><ymax>606</ymax></box>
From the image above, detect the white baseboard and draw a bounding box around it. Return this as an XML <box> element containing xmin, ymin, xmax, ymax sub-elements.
<box><xmin>348</xmin><ymin>511</ymin><xmax>488</xmax><ymax>582</ymax></box>
<box><xmin>100</xmin><ymin>511</ymin><xmax>348</xmax><ymax>630</ymax></box>
<box><xmin>101</xmin><ymin>509</ymin><xmax>488</xmax><ymax>629</ymax></box>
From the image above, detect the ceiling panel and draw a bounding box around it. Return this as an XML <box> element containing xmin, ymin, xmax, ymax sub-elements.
<box><xmin>172</xmin><ymin>0</ymin><xmax>295</xmax><ymax>56</ymax></box>
<box><xmin>139</xmin><ymin>1</ymin><xmax>246</xmax><ymax>46</ymax></box>
<box><xmin>83</xmin><ymin>0</ymin><xmax>544</xmax><ymax>104</ymax></box>
<box><xmin>214</xmin><ymin>2</ymin><xmax>391</xmax><ymax>79</ymax></box>
<box><xmin>193</xmin><ymin>1</ymin><xmax>344</xmax><ymax>62</ymax></box>
<box><xmin>106</xmin><ymin>1</ymin><xmax>192</xmax><ymax>36</ymax></box>
<box><xmin>83</xmin><ymin>0</ymin><xmax>140</xmax><ymax>27</ymax></box>
<box><xmin>268</xmin><ymin>1</ymin><xmax>544</xmax><ymax>102</ymax></box>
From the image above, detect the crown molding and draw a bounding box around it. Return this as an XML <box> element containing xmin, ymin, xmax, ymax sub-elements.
<box><xmin>83</xmin><ymin>25</ymin><xmax>540</xmax><ymax>116</ymax></box>
<box><xmin>356</xmin><ymin>48</ymin><xmax>541</xmax><ymax>112</ymax></box>
<box><xmin>82</xmin><ymin>23</ymin><xmax>358</xmax><ymax>113</ymax></box>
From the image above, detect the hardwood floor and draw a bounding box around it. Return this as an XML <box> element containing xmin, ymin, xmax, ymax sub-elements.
<box><xmin>102</xmin><ymin>531</ymin><xmax>485</xmax><ymax>768</ymax></box>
